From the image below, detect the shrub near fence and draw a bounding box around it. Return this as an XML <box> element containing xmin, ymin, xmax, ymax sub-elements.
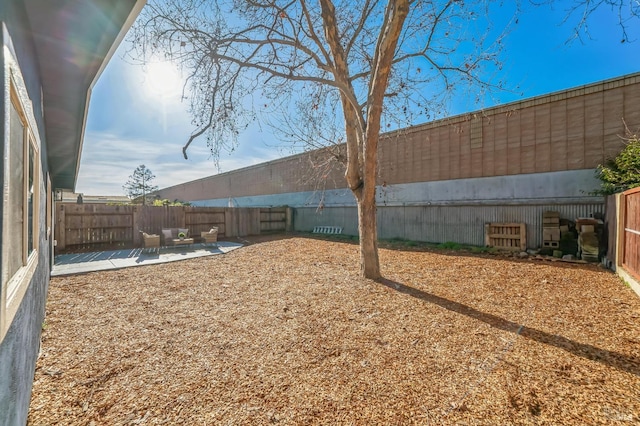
<box><xmin>54</xmin><ymin>203</ymin><xmax>290</xmax><ymax>253</ymax></box>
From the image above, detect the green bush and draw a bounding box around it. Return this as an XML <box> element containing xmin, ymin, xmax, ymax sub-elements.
<box><xmin>152</xmin><ymin>199</ymin><xmax>191</xmax><ymax>206</ymax></box>
<box><xmin>437</xmin><ymin>241</ymin><xmax>463</xmax><ymax>250</ymax></box>
<box><xmin>594</xmin><ymin>131</ymin><xmax>640</xmax><ymax>195</ymax></box>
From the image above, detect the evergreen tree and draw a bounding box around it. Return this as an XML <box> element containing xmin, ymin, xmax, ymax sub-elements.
<box><xmin>123</xmin><ymin>164</ymin><xmax>159</xmax><ymax>205</ymax></box>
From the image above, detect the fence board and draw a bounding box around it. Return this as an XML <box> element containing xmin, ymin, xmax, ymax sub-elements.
<box><xmin>55</xmin><ymin>203</ymin><xmax>288</xmax><ymax>252</ymax></box>
<box><xmin>623</xmin><ymin>187</ymin><xmax>640</xmax><ymax>281</ymax></box>
<box><xmin>605</xmin><ymin>195</ymin><xmax>617</xmax><ymax>264</ymax></box>
<box><xmin>185</xmin><ymin>207</ymin><xmax>227</xmax><ymax>237</ymax></box>
<box><xmin>57</xmin><ymin>204</ymin><xmax>135</xmax><ymax>248</ymax></box>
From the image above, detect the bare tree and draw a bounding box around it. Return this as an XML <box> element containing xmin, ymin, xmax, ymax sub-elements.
<box><xmin>129</xmin><ymin>0</ymin><xmax>510</xmax><ymax>279</ymax></box>
<box><xmin>535</xmin><ymin>0</ymin><xmax>640</xmax><ymax>43</ymax></box>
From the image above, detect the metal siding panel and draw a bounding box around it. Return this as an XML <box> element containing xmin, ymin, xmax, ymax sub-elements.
<box><xmin>535</xmin><ymin>104</ymin><xmax>552</xmax><ymax>172</ymax></box>
<box><xmin>403</xmin><ymin>207</ymin><xmax>424</xmax><ymax>241</ymax></box>
<box><xmin>294</xmin><ymin>203</ymin><xmax>605</xmax><ymax>249</ymax></box>
<box><xmin>623</xmin><ymin>82</ymin><xmax>640</xmax><ymax>130</ymax></box>
<box><xmin>567</xmin><ymin>97</ymin><xmax>586</xmax><ymax>170</ymax></box>
<box><xmin>507</xmin><ymin>111</ymin><xmax>521</xmax><ymax>175</ymax></box>
<box><xmin>448</xmin><ymin>125</ymin><xmax>461</xmax><ymax>179</ymax></box>
<box><xmin>550</xmin><ymin>99</ymin><xmax>568</xmax><ymax>171</ymax></box>
<box><xmin>603</xmin><ymin>87</ymin><xmax>626</xmax><ymax>161</ymax></box>
<box><xmin>294</xmin><ymin>207</ymin><xmax>359</xmax><ymax>235</ymax></box>
<box><xmin>438</xmin><ymin>126</ymin><xmax>450</xmax><ymax>180</ymax></box>
<box><xmin>378</xmin><ymin>206</ymin><xmax>404</xmax><ymax>239</ymax></box>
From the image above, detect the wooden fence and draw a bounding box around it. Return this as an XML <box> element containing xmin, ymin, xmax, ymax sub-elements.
<box><xmin>605</xmin><ymin>189</ymin><xmax>640</xmax><ymax>295</ymax></box>
<box><xmin>54</xmin><ymin>203</ymin><xmax>291</xmax><ymax>252</ymax></box>
<box><xmin>622</xmin><ymin>187</ymin><xmax>640</xmax><ymax>282</ymax></box>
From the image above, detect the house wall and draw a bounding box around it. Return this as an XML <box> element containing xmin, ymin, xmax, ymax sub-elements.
<box><xmin>0</xmin><ymin>2</ymin><xmax>51</xmax><ymax>424</ymax></box>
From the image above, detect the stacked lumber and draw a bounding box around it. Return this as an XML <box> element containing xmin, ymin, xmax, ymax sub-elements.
<box><xmin>576</xmin><ymin>217</ymin><xmax>602</xmax><ymax>262</ymax></box>
<box><xmin>542</xmin><ymin>211</ymin><xmax>560</xmax><ymax>249</ymax></box>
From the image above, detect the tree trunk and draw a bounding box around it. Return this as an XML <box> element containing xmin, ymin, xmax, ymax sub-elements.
<box><xmin>320</xmin><ymin>0</ymin><xmax>407</xmax><ymax>280</ymax></box>
<box><xmin>354</xmin><ymin>0</ymin><xmax>408</xmax><ymax>280</ymax></box>
<box><xmin>357</xmin><ymin>195</ymin><xmax>380</xmax><ymax>279</ymax></box>
<box><xmin>354</xmin><ymin>123</ymin><xmax>382</xmax><ymax>279</ymax></box>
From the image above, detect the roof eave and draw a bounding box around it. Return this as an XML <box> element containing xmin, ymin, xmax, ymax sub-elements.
<box><xmin>25</xmin><ymin>0</ymin><xmax>146</xmax><ymax>191</ymax></box>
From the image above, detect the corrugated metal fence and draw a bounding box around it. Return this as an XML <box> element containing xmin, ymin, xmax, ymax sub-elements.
<box><xmin>294</xmin><ymin>202</ymin><xmax>605</xmax><ymax>249</ymax></box>
<box><xmin>55</xmin><ymin>203</ymin><xmax>290</xmax><ymax>252</ymax></box>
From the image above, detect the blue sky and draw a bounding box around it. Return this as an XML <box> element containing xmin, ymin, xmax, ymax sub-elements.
<box><xmin>75</xmin><ymin>2</ymin><xmax>640</xmax><ymax>196</ymax></box>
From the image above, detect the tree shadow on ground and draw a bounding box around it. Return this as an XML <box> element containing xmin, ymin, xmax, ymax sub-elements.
<box><xmin>378</xmin><ymin>278</ymin><xmax>640</xmax><ymax>377</ymax></box>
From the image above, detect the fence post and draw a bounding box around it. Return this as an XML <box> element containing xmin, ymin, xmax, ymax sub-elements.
<box><xmin>286</xmin><ymin>207</ymin><xmax>294</xmax><ymax>233</ymax></box>
<box><xmin>57</xmin><ymin>204</ymin><xmax>66</xmax><ymax>250</ymax></box>
<box><xmin>616</xmin><ymin>192</ymin><xmax>625</xmax><ymax>268</ymax></box>
<box><xmin>132</xmin><ymin>206</ymin><xmax>139</xmax><ymax>246</ymax></box>
<box><xmin>225</xmin><ymin>208</ymin><xmax>235</xmax><ymax>238</ymax></box>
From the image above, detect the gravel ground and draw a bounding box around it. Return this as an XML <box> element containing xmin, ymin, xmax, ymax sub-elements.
<box><xmin>28</xmin><ymin>236</ymin><xmax>640</xmax><ymax>425</ymax></box>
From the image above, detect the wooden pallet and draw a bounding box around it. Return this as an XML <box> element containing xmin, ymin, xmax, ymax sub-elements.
<box><xmin>485</xmin><ymin>223</ymin><xmax>527</xmax><ymax>251</ymax></box>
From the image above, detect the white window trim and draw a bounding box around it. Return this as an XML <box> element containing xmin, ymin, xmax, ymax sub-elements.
<box><xmin>1</xmin><ymin>44</ymin><xmax>42</xmax><ymax>342</ymax></box>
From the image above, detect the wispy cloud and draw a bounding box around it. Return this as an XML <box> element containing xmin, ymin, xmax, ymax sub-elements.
<box><xmin>76</xmin><ymin>131</ymin><xmax>282</xmax><ymax>195</ymax></box>
<box><xmin>79</xmin><ymin>11</ymin><xmax>640</xmax><ymax>197</ymax></box>
<box><xmin>78</xmin><ymin>40</ymin><xmax>285</xmax><ymax>196</ymax></box>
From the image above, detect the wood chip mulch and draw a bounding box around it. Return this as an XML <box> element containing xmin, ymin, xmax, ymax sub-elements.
<box><xmin>28</xmin><ymin>236</ymin><xmax>640</xmax><ymax>425</ymax></box>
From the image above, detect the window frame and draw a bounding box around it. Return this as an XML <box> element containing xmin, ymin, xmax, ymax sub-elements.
<box><xmin>1</xmin><ymin>68</ymin><xmax>41</xmax><ymax>342</ymax></box>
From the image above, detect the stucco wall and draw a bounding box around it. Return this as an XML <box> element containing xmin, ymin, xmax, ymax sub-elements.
<box><xmin>0</xmin><ymin>3</ymin><xmax>51</xmax><ymax>424</ymax></box>
<box><xmin>0</xmin><ymin>231</ymin><xmax>49</xmax><ymax>426</ymax></box>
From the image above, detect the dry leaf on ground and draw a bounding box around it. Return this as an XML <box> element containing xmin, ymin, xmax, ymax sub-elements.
<box><xmin>28</xmin><ymin>236</ymin><xmax>640</xmax><ymax>425</ymax></box>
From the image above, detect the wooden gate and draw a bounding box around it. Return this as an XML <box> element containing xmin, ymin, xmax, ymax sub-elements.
<box><xmin>623</xmin><ymin>187</ymin><xmax>640</xmax><ymax>281</ymax></box>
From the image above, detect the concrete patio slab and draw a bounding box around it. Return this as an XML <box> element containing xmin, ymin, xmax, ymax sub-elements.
<box><xmin>51</xmin><ymin>241</ymin><xmax>243</xmax><ymax>277</ymax></box>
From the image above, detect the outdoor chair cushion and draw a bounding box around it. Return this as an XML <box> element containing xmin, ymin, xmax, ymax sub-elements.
<box><xmin>201</xmin><ymin>227</ymin><xmax>218</xmax><ymax>243</ymax></box>
<box><xmin>141</xmin><ymin>232</ymin><xmax>160</xmax><ymax>249</ymax></box>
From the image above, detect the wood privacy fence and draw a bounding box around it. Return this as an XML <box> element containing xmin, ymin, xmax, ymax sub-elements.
<box><xmin>606</xmin><ymin>188</ymin><xmax>640</xmax><ymax>287</ymax></box>
<box><xmin>54</xmin><ymin>203</ymin><xmax>291</xmax><ymax>252</ymax></box>
<box><xmin>622</xmin><ymin>187</ymin><xmax>640</xmax><ymax>282</ymax></box>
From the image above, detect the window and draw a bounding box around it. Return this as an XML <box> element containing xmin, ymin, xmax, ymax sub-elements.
<box><xmin>7</xmin><ymin>99</ymin><xmax>25</xmax><ymax>280</ymax></box>
<box><xmin>1</xmin><ymin>79</ymin><xmax>40</xmax><ymax>341</ymax></box>
<box><xmin>47</xmin><ymin>175</ymin><xmax>52</xmax><ymax>239</ymax></box>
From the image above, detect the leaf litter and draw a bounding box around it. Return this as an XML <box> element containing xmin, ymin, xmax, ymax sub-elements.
<box><xmin>28</xmin><ymin>236</ymin><xmax>640</xmax><ymax>425</ymax></box>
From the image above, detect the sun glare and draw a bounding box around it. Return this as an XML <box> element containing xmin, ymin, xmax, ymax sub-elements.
<box><xmin>143</xmin><ymin>61</ymin><xmax>183</xmax><ymax>100</ymax></box>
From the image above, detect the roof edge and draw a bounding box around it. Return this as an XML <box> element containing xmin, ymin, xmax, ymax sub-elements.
<box><xmin>72</xmin><ymin>0</ymin><xmax>147</xmax><ymax>191</ymax></box>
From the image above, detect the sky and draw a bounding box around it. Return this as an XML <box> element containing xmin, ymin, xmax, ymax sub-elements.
<box><xmin>75</xmin><ymin>1</ymin><xmax>640</xmax><ymax>196</ymax></box>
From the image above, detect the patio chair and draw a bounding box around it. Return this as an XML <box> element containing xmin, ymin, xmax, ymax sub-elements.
<box><xmin>201</xmin><ymin>227</ymin><xmax>218</xmax><ymax>246</ymax></box>
<box><xmin>140</xmin><ymin>231</ymin><xmax>160</xmax><ymax>252</ymax></box>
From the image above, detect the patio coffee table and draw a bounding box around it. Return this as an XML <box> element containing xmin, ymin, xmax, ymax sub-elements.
<box><xmin>171</xmin><ymin>238</ymin><xmax>194</xmax><ymax>247</ymax></box>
